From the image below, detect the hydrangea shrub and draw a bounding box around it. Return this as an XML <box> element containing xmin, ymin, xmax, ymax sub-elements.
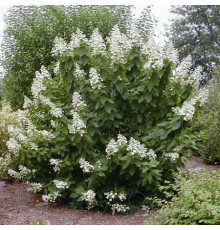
<box><xmin>6</xmin><ymin>25</ymin><xmax>208</xmax><ymax>212</ymax></box>
<box><xmin>0</xmin><ymin>102</ymin><xmax>18</xmax><ymax>177</ymax></box>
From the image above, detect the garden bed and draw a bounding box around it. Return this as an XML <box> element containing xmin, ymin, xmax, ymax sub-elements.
<box><xmin>0</xmin><ymin>156</ymin><xmax>219</xmax><ymax>225</ymax></box>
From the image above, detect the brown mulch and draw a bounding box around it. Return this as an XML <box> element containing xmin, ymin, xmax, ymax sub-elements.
<box><xmin>0</xmin><ymin>156</ymin><xmax>219</xmax><ymax>225</ymax></box>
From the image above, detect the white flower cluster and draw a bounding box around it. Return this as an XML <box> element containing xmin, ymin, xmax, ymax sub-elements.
<box><xmin>89</xmin><ymin>68</ymin><xmax>104</xmax><ymax>90</ymax></box>
<box><xmin>53</xmin><ymin>61</ymin><xmax>60</xmax><ymax>74</ymax></box>
<box><xmin>189</xmin><ymin>66</ymin><xmax>203</xmax><ymax>88</ymax></box>
<box><xmin>172</xmin><ymin>102</ymin><xmax>195</xmax><ymax>121</ymax></box>
<box><xmin>40</xmin><ymin>130</ymin><xmax>55</xmax><ymax>140</ymax></box>
<box><xmin>53</xmin><ymin>180</ymin><xmax>69</xmax><ymax>189</ymax></box>
<box><xmin>104</xmin><ymin>191</ymin><xmax>129</xmax><ymax>213</ymax></box>
<box><xmin>142</xmin><ymin>38</ymin><xmax>163</xmax><ymax>70</ymax></box>
<box><xmin>23</xmin><ymin>96</ymin><xmax>33</xmax><ymax>109</ymax></box>
<box><xmin>129</xmin><ymin>26</ymin><xmax>143</xmax><ymax>47</ymax></box>
<box><xmin>50</xmin><ymin>107</ymin><xmax>63</xmax><ymax>118</ymax></box>
<box><xmin>17</xmin><ymin>110</ymin><xmax>28</xmax><ymax>122</ymax></box>
<box><xmin>172</xmin><ymin>89</ymin><xmax>208</xmax><ymax>121</ymax></box>
<box><xmin>82</xmin><ymin>190</ymin><xmax>96</xmax><ymax>210</ymax></box>
<box><xmin>127</xmin><ymin>137</ymin><xmax>156</xmax><ymax>159</ymax></box>
<box><xmin>104</xmin><ymin>191</ymin><xmax>127</xmax><ymax>202</ymax></box>
<box><xmin>69</xmin><ymin>28</ymin><xmax>88</xmax><ymax>50</ymax></box>
<box><xmin>111</xmin><ymin>203</ymin><xmax>130</xmax><ymax>213</ymax></box>
<box><xmin>104</xmin><ymin>191</ymin><xmax>118</xmax><ymax>202</ymax></box>
<box><xmin>7</xmin><ymin>117</ymin><xmax>40</xmax><ymax>153</ymax></box>
<box><xmin>7</xmin><ymin>110</ymin><xmax>56</xmax><ymax>155</ymax></box>
<box><xmin>68</xmin><ymin>112</ymin><xmax>86</xmax><ymax>136</ymax></box>
<box><xmin>175</xmin><ymin>55</ymin><xmax>192</xmax><ymax>79</ymax></box>
<box><xmin>52</xmin><ymin>29</ymin><xmax>88</xmax><ymax>57</ymax></box>
<box><xmin>74</xmin><ymin>63</ymin><xmax>86</xmax><ymax>80</ymax></box>
<box><xmin>71</xmin><ymin>92</ymin><xmax>86</xmax><ymax>112</ymax></box>
<box><xmin>173</xmin><ymin>146</ymin><xmax>183</xmax><ymax>153</ymax></box>
<box><xmin>42</xmin><ymin>191</ymin><xmax>61</xmax><ymax>203</ymax></box>
<box><xmin>49</xmin><ymin>158</ymin><xmax>62</xmax><ymax>172</ymax></box>
<box><xmin>127</xmin><ymin>137</ymin><xmax>147</xmax><ymax>158</ymax></box>
<box><xmin>193</xmin><ymin>88</ymin><xmax>209</xmax><ymax>106</ymax></box>
<box><xmin>51</xmin><ymin>26</ymin><xmax>182</xmax><ymax>76</ymax></box>
<box><xmin>6</xmin><ymin>137</ymin><xmax>21</xmax><ymax>154</ymax></box>
<box><xmin>170</xmin><ymin>55</ymin><xmax>201</xmax><ymax>87</ymax></box>
<box><xmin>107</xmin><ymin>25</ymin><xmax>131</xmax><ymax>65</ymax></box>
<box><xmin>39</xmin><ymin>95</ymin><xmax>63</xmax><ymax>118</ymax></box>
<box><xmin>17</xmin><ymin>133</ymin><xmax>29</xmax><ymax>144</ymax></box>
<box><xmin>8</xmin><ymin>165</ymin><xmax>36</xmax><ymax>180</ymax></box>
<box><xmin>79</xmin><ymin>158</ymin><xmax>94</xmax><ymax>173</ymax></box>
<box><xmin>163</xmin><ymin>42</ymin><xmax>179</xmax><ymax>65</ymax></box>
<box><xmin>50</xmin><ymin>120</ymin><xmax>56</xmax><ymax>128</ymax></box>
<box><xmin>0</xmin><ymin>154</ymin><xmax>12</xmax><ymax>174</ymax></box>
<box><xmin>141</xmin><ymin>205</ymin><xmax>150</xmax><ymax>212</ymax></box>
<box><xmin>51</xmin><ymin>37</ymin><xmax>68</xmax><ymax>56</ymax></box>
<box><xmin>26</xmin><ymin>182</ymin><xmax>42</xmax><ymax>193</ymax></box>
<box><xmin>68</xmin><ymin>92</ymin><xmax>87</xmax><ymax>136</ymax></box>
<box><xmin>96</xmin><ymin>160</ymin><xmax>101</xmax><ymax>169</ymax></box>
<box><xmin>30</xmin><ymin>66</ymin><xmax>63</xmax><ymax>119</ymax></box>
<box><xmin>89</xmin><ymin>28</ymin><xmax>106</xmax><ymax>56</ymax></box>
<box><xmin>106</xmin><ymin>139</ymin><xmax>119</xmax><ymax>158</ymax></box>
<box><xmin>31</xmin><ymin>66</ymin><xmax>51</xmax><ymax>99</ymax></box>
<box><xmin>106</xmin><ymin>135</ymin><xmax>156</xmax><ymax>160</ymax></box>
<box><xmin>117</xmin><ymin>134</ymin><xmax>128</xmax><ymax>147</ymax></box>
<box><xmin>164</xmin><ymin>152</ymin><xmax>180</xmax><ymax>162</ymax></box>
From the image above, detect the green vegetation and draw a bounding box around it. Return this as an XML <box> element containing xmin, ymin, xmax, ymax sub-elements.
<box><xmin>148</xmin><ymin>169</ymin><xmax>220</xmax><ymax>225</ymax></box>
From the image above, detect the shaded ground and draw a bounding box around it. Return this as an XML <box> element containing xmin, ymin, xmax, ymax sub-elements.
<box><xmin>0</xmin><ymin>156</ymin><xmax>219</xmax><ymax>225</ymax></box>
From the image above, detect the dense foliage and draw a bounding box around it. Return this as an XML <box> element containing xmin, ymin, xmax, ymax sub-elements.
<box><xmin>148</xmin><ymin>169</ymin><xmax>220</xmax><ymax>225</ymax></box>
<box><xmin>187</xmin><ymin>68</ymin><xmax>220</xmax><ymax>163</ymax></box>
<box><xmin>0</xmin><ymin>5</ymin><xmax>156</xmax><ymax>109</ymax></box>
<box><xmin>0</xmin><ymin>102</ymin><xmax>18</xmax><ymax>177</ymax></box>
<box><xmin>170</xmin><ymin>5</ymin><xmax>220</xmax><ymax>83</ymax></box>
<box><xmin>5</xmin><ymin>26</ymin><xmax>207</xmax><ymax>212</ymax></box>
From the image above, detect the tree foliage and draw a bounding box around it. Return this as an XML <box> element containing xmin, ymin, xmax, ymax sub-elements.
<box><xmin>169</xmin><ymin>5</ymin><xmax>220</xmax><ymax>83</ymax></box>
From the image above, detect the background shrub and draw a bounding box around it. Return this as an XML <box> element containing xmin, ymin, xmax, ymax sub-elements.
<box><xmin>5</xmin><ymin>26</ymin><xmax>207</xmax><ymax>212</ymax></box>
<box><xmin>187</xmin><ymin>68</ymin><xmax>220</xmax><ymax>163</ymax></box>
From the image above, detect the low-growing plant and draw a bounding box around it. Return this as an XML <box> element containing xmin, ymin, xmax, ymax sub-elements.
<box><xmin>6</xmin><ymin>26</ymin><xmax>207</xmax><ymax>212</ymax></box>
<box><xmin>30</xmin><ymin>220</ymin><xmax>46</xmax><ymax>225</ymax></box>
<box><xmin>147</xmin><ymin>169</ymin><xmax>220</xmax><ymax>225</ymax></box>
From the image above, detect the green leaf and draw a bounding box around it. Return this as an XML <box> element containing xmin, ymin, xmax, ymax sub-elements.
<box><xmin>75</xmin><ymin>186</ymin><xmax>84</xmax><ymax>194</ymax></box>
<box><xmin>137</xmin><ymin>114</ymin><xmax>143</xmax><ymax>123</ymax></box>
<box><xmin>138</xmin><ymin>95</ymin><xmax>145</xmax><ymax>104</ymax></box>
<box><xmin>122</xmin><ymin>158</ymin><xmax>131</xmax><ymax>169</ymax></box>
<box><xmin>116</xmin><ymin>83</ymin><xmax>123</xmax><ymax>94</ymax></box>
<box><xmin>172</xmin><ymin>121</ymin><xmax>181</xmax><ymax>130</ymax></box>
<box><xmin>98</xmin><ymin>171</ymin><xmax>105</xmax><ymax>177</ymax></box>
<box><xmin>129</xmin><ymin>166</ymin><xmax>135</xmax><ymax>176</ymax></box>
<box><xmin>104</xmin><ymin>103</ymin><xmax>112</xmax><ymax>113</ymax></box>
<box><xmin>119</xmin><ymin>156</ymin><xmax>128</xmax><ymax>161</ymax></box>
<box><xmin>100</xmin><ymin>95</ymin><xmax>107</xmax><ymax>105</ymax></box>
<box><xmin>146</xmin><ymin>93</ymin><xmax>152</xmax><ymax>103</ymax></box>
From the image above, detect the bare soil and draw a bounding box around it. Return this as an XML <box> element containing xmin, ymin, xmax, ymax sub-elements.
<box><xmin>0</xmin><ymin>156</ymin><xmax>219</xmax><ymax>225</ymax></box>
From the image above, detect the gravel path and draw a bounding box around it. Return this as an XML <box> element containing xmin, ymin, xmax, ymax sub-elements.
<box><xmin>0</xmin><ymin>156</ymin><xmax>219</xmax><ymax>225</ymax></box>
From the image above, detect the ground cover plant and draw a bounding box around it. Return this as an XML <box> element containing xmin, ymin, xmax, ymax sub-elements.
<box><xmin>4</xmin><ymin>25</ymin><xmax>208</xmax><ymax>213</ymax></box>
<box><xmin>147</xmin><ymin>169</ymin><xmax>220</xmax><ymax>225</ymax></box>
